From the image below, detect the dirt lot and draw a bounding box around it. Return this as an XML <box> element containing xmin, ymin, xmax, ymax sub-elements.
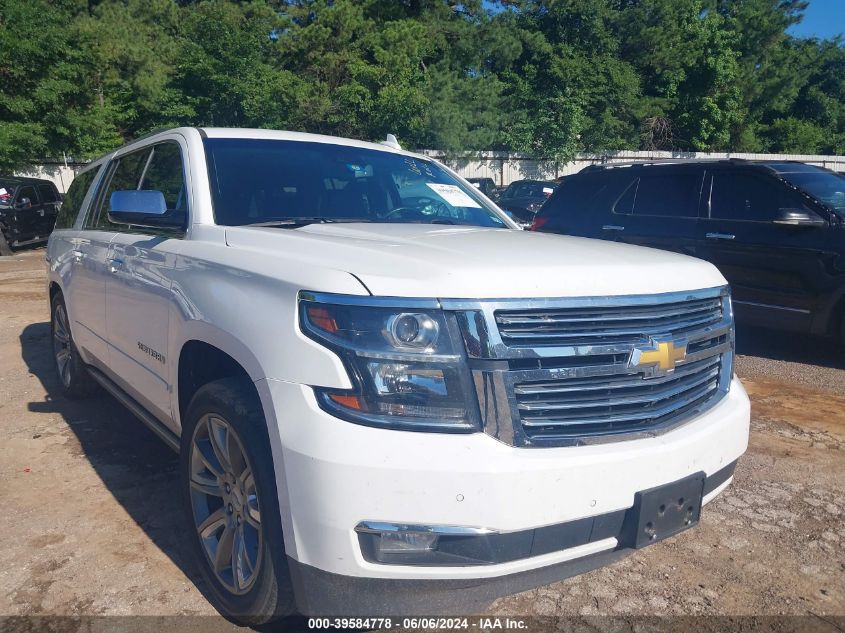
<box><xmin>1</xmin><ymin>248</ymin><xmax>844</xmax><ymax>630</ymax></box>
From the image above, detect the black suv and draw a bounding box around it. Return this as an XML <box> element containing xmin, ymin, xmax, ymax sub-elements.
<box><xmin>0</xmin><ymin>176</ymin><xmax>62</xmax><ymax>254</ymax></box>
<box><xmin>532</xmin><ymin>159</ymin><xmax>845</xmax><ymax>343</ymax></box>
<box><xmin>466</xmin><ymin>177</ymin><xmax>498</xmax><ymax>199</ymax></box>
<box><xmin>497</xmin><ymin>179</ymin><xmax>557</xmax><ymax>223</ymax></box>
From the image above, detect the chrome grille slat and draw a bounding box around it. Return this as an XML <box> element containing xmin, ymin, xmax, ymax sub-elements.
<box><xmin>496</xmin><ymin>301</ymin><xmax>720</xmax><ymax>325</ymax></box>
<box><xmin>513</xmin><ymin>356</ymin><xmax>720</xmax><ymax>395</ymax></box>
<box><xmin>520</xmin><ymin>378</ymin><xmax>719</xmax><ymax>428</ymax></box>
<box><xmin>500</xmin><ymin>313</ymin><xmax>721</xmax><ymax>340</ymax></box>
<box><xmin>497</xmin><ymin>298</ymin><xmax>723</xmax><ymax>347</ymax></box>
<box><xmin>517</xmin><ymin>367</ymin><xmax>720</xmax><ymax>411</ymax></box>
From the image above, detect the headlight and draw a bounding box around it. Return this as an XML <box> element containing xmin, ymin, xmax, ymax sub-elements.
<box><xmin>299</xmin><ymin>292</ymin><xmax>479</xmax><ymax>433</ymax></box>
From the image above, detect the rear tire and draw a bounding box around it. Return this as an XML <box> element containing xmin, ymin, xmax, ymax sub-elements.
<box><xmin>180</xmin><ymin>377</ymin><xmax>295</xmax><ymax>626</ymax></box>
<box><xmin>840</xmin><ymin>314</ymin><xmax>845</xmax><ymax>349</ymax></box>
<box><xmin>50</xmin><ymin>293</ymin><xmax>98</xmax><ymax>398</ymax></box>
<box><xmin>0</xmin><ymin>229</ymin><xmax>12</xmax><ymax>256</ymax></box>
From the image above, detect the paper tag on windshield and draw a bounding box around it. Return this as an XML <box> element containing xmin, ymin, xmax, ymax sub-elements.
<box><xmin>426</xmin><ymin>183</ymin><xmax>481</xmax><ymax>208</ymax></box>
<box><xmin>0</xmin><ymin>188</ymin><xmax>7</xmax><ymax>196</ymax></box>
<box><xmin>543</xmin><ymin>187</ymin><xmax>554</xmax><ymax>195</ymax></box>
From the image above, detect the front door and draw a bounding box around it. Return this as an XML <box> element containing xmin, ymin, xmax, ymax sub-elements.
<box><xmin>104</xmin><ymin>140</ymin><xmax>188</xmax><ymax>428</ymax></box>
<box><xmin>73</xmin><ymin>146</ymin><xmax>152</xmax><ymax>366</ymax></box>
<box><xmin>698</xmin><ymin>169</ymin><xmax>832</xmax><ymax>331</ymax></box>
<box><xmin>12</xmin><ymin>184</ymin><xmax>39</xmax><ymax>242</ymax></box>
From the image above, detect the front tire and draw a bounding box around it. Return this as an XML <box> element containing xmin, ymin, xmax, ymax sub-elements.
<box><xmin>50</xmin><ymin>293</ymin><xmax>98</xmax><ymax>398</ymax></box>
<box><xmin>180</xmin><ymin>377</ymin><xmax>295</xmax><ymax>625</ymax></box>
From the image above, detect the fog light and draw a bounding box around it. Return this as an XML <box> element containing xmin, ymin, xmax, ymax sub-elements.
<box><xmin>376</xmin><ymin>531</ymin><xmax>439</xmax><ymax>555</ymax></box>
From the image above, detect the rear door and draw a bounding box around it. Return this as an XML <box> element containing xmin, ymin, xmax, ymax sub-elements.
<box><xmin>533</xmin><ymin>170</ymin><xmax>629</xmax><ymax>237</ymax></box>
<box><xmin>608</xmin><ymin>165</ymin><xmax>705</xmax><ymax>257</ymax></box>
<box><xmin>36</xmin><ymin>183</ymin><xmax>60</xmax><ymax>235</ymax></box>
<box><xmin>12</xmin><ymin>184</ymin><xmax>39</xmax><ymax>241</ymax></box>
<box><xmin>51</xmin><ymin>166</ymin><xmax>103</xmax><ymax>361</ymax></box>
<box><xmin>698</xmin><ymin>168</ymin><xmax>831</xmax><ymax>331</ymax></box>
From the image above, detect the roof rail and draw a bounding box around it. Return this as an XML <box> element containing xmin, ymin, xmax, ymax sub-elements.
<box><xmin>582</xmin><ymin>157</ymin><xmax>750</xmax><ymax>170</ymax></box>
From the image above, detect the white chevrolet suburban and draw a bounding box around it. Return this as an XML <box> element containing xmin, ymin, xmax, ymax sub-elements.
<box><xmin>47</xmin><ymin>128</ymin><xmax>750</xmax><ymax>624</ymax></box>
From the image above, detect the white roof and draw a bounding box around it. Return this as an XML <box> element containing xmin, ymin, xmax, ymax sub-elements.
<box><xmin>200</xmin><ymin>127</ymin><xmax>411</xmax><ymax>156</ymax></box>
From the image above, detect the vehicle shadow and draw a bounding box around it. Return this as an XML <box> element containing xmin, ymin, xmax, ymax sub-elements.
<box><xmin>19</xmin><ymin>321</ymin><xmax>308</xmax><ymax>631</ymax></box>
<box><xmin>735</xmin><ymin>324</ymin><xmax>845</xmax><ymax>370</ymax></box>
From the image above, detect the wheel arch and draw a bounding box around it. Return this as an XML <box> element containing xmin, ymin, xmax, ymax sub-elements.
<box><xmin>175</xmin><ymin>336</ymin><xmax>264</xmax><ymax>428</ymax></box>
<box><xmin>49</xmin><ymin>281</ymin><xmax>62</xmax><ymax>303</ymax></box>
<box><xmin>174</xmin><ymin>331</ymin><xmax>299</xmax><ymax>563</ymax></box>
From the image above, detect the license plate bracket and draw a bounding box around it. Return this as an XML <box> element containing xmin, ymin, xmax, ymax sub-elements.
<box><xmin>631</xmin><ymin>472</ymin><xmax>705</xmax><ymax>549</ymax></box>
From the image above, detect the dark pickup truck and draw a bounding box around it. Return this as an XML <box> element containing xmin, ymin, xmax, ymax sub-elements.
<box><xmin>0</xmin><ymin>176</ymin><xmax>62</xmax><ymax>255</ymax></box>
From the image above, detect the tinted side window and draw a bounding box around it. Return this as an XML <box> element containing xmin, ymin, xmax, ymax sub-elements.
<box><xmin>16</xmin><ymin>185</ymin><xmax>37</xmax><ymax>207</ymax></box>
<box><xmin>536</xmin><ymin>172</ymin><xmax>627</xmax><ymax>231</ymax></box>
<box><xmin>632</xmin><ymin>171</ymin><xmax>702</xmax><ymax>217</ymax></box>
<box><xmin>91</xmin><ymin>148</ymin><xmax>151</xmax><ymax>229</ymax></box>
<box><xmin>710</xmin><ymin>172</ymin><xmax>812</xmax><ymax>222</ymax></box>
<box><xmin>614</xmin><ymin>178</ymin><xmax>636</xmax><ymax>215</ymax></box>
<box><xmin>37</xmin><ymin>184</ymin><xmax>58</xmax><ymax>203</ymax></box>
<box><xmin>55</xmin><ymin>168</ymin><xmax>99</xmax><ymax>230</ymax></box>
<box><xmin>140</xmin><ymin>142</ymin><xmax>186</xmax><ymax>212</ymax></box>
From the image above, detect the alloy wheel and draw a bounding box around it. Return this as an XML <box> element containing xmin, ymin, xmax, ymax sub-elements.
<box><xmin>189</xmin><ymin>414</ymin><xmax>263</xmax><ymax>595</ymax></box>
<box><xmin>52</xmin><ymin>303</ymin><xmax>72</xmax><ymax>388</ymax></box>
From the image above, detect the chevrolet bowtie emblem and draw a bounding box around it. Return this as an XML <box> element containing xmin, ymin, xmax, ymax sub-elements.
<box><xmin>630</xmin><ymin>338</ymin><xmax>688</xmax><ymax>374</ymax></box>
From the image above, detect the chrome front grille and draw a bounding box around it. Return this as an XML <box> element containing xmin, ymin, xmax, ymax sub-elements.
<box><xmin>444</xmin><ymin>287</ymin><xmax>734</xmax><ymax>447</ymax></box>
<box><xmin>495</xmin><ymin>295</ymin><xmax>723</xmax><ymax>347</ymax></box>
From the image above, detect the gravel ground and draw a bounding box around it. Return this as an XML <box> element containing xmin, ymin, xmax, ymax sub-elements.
<box><xmin>0</xmin><ymin>248</ymin><xmax>843</xmax><ymax>632</ymax></box>
<box><xmin>735</xmin><ymin>325</ymin><xmax>845</xmax><ymax>394</ymax></box>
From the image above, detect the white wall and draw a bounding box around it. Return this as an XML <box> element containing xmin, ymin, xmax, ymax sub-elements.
<box><xmin>421</xmin><ymin>150</ymin><xmax>845</xmax><ymax>186</ymax></box>
<box><xmin>14</xmin><ymin>163</ymin><xmax>86</xmax><ymax>194</ymax></box>
<box><xmin>18</xmin><ymin>150</ymin><xmax>845</xmax><ymax>193</ymax></box>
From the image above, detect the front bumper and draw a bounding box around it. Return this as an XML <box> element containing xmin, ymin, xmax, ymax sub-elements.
<box><xmin>257</xmin><ymin>377</ymin><xmax>750</xmax><ymax>614</ymax></box>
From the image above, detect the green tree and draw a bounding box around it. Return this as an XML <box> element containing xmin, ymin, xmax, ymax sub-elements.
<box><xmin>1</xmin><ymin>0</ymin><xmax>844</xmax><ymax>170</ymax></box>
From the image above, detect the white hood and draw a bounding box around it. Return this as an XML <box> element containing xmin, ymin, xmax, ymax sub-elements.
<box><xmin>224</xmin><ymin>224</ymin><xmax>726</xmax><ymax>299</ymax></box>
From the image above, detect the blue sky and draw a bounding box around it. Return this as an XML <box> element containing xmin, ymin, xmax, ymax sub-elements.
<box><xmin>788</xmin><ymin>0</ymin><xmax>844</xmax><ymax>40</ymax></box>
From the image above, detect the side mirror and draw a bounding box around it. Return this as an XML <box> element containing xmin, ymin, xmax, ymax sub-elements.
<box><xmin>773</xmin><ymin>208</ymin><xmax>826</xmax><ymax>227</ymax></box>
<box><xmin>108</xmin><ymin>190</ymin><xmax>183</xmax><ymax>228</ymax></box>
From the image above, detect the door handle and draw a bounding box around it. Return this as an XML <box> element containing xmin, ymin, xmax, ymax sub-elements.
<box><xmin>107</xmin><ymin>257</ymin><xmax>124</xmax><ymax>273</ymax></box>
<box><xmin>602</xmin><ymin>224</ymin><xmax>625</xmax><ymax>231</ymax></box>
<box><xmin>705</xmin><ymin>232</ymin><xmax>735</xmax><ymax>240</ymax></box>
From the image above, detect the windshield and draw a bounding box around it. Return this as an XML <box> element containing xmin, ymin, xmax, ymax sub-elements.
<box><xmin>783</xmin><ymin>171</ymin><xmax>845</xmax><ymax>217</ymax></box>
<box><xmin>203</xmin><ymin>139</ymin><xmax>509</xmax><ymax>228</ymax></box>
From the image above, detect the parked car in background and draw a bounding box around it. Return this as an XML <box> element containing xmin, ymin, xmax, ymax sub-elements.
<box><xmin>0</xmin><ymin>176</ymin><xmax>62</xmax><ymax>255</ymax></box>
<box><xmin>496</xmin><ymin>179</ymin><xmax>557</xmax><ymax>223</ymax></box>
<box><xmin>466</xmin><ymin>177</ymin><xmax>498</xmax><ymax>199</ymax></box>
<box><xmin>531</xmin><ymin>159</ymin><xmax>845</xmax><ymax>345</ymax></box>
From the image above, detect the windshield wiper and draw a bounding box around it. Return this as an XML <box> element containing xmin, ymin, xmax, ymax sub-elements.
<box><xmin>241</xmin><ymin>217</ymin><xmax>372</xmax><ymax>228</ymax></box>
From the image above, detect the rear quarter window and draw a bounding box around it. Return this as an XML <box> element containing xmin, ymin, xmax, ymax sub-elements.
<box><xmin>55</xmin><ymin>168</ymin><xmax>100</xmax><ymax>230</ymax></box>
<box><xmin>536</xmin><ymin>171</ymin><xmax>632</xmax><ymax>231</ymax></box>
<box><xmin>630</xmin><ymin>170</ymin><xmax>703</xmax><ymax>218</ymax></box>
